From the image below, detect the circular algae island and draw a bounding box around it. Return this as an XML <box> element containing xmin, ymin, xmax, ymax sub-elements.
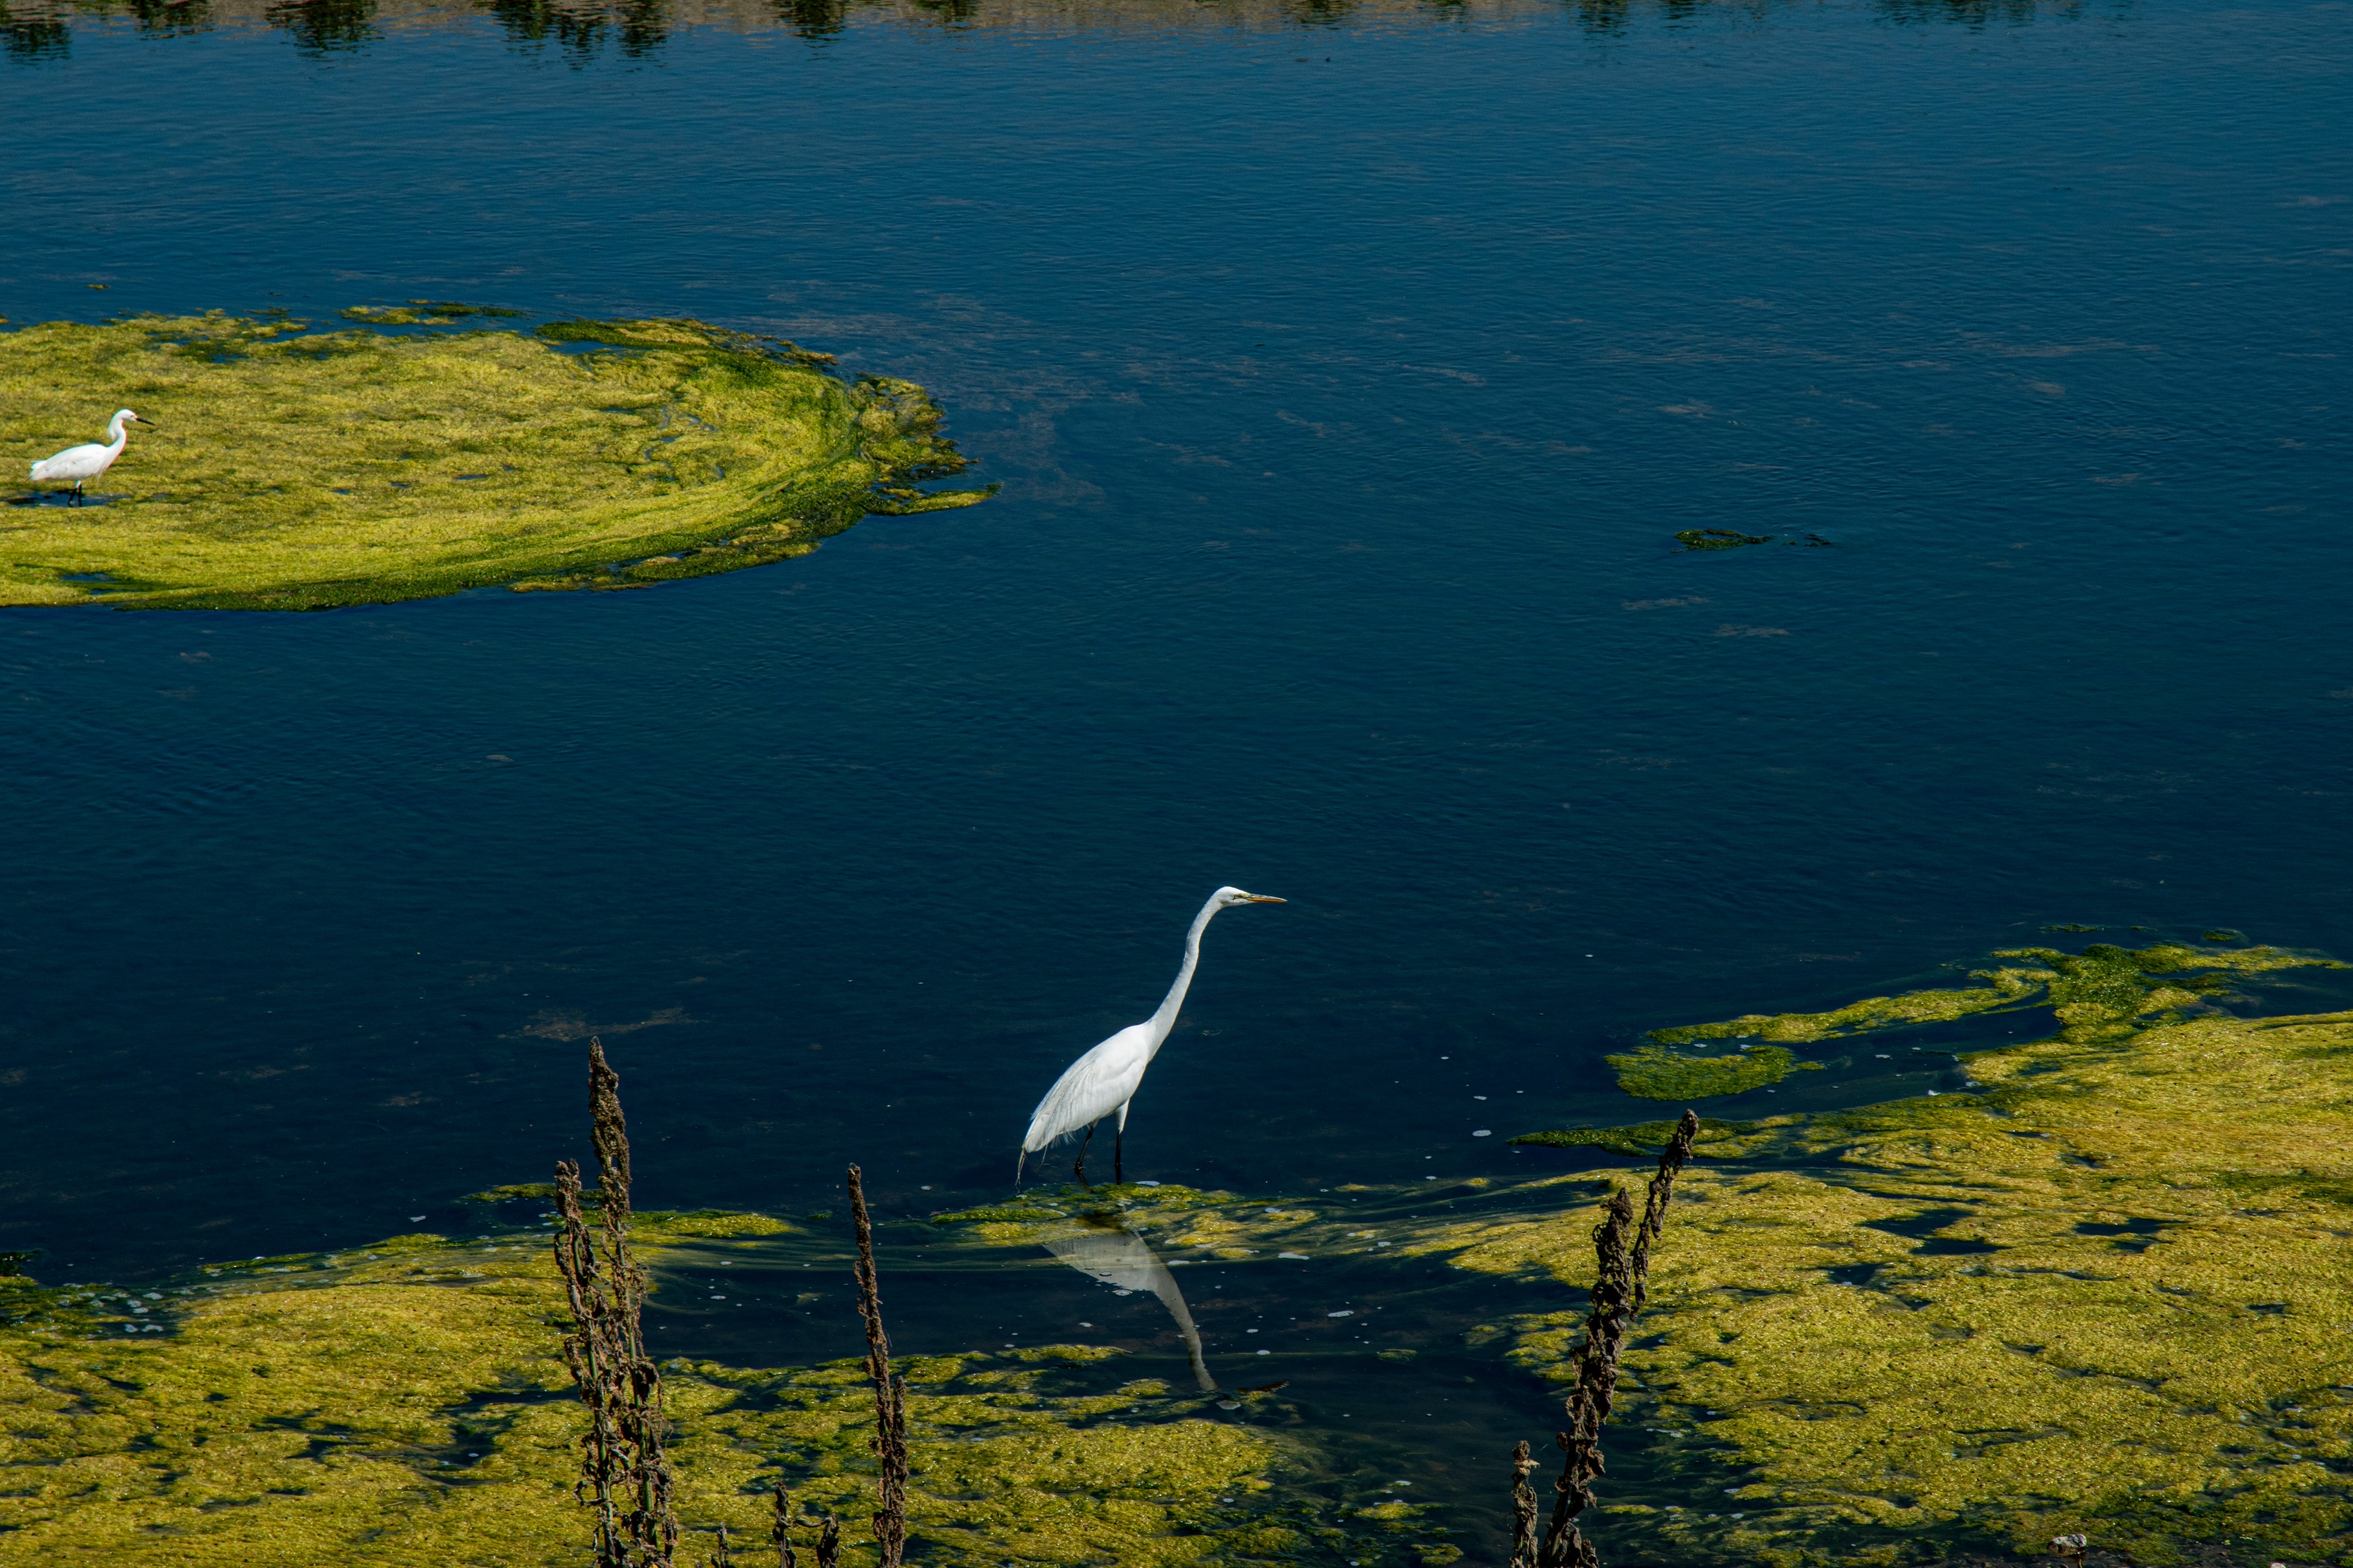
<box><xmin>0</xmin><ymin>309</ymin><xmax>992</xmax><ymax>611</ymax></box>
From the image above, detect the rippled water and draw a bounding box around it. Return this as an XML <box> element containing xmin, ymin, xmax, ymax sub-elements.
<box><xmin>4</xmin><ymin>0</ymin><xmax>2350</xmax><ymax>1546</ymax></box>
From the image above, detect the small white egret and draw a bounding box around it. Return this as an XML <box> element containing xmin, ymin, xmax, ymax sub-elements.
<box><xmin>1020</xmin><ymin>886</ymin><xmax>1283</xmax><ymax>1187</ymax></box>
<box><xmin>30</xmin><ymin>408</ymin><xmax>154</xmax><ymax>506</ymax></box>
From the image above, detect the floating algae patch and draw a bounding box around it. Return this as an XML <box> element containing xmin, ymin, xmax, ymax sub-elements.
<box><xmin>1449</xmin><ymin>945</ymin><xmax>2353</xmax><ymax>1567</ymax></box>
<box><xmin>0</xmin><ymin>1211</ymin><xmax>1310</xmax><ymax>1566</ymax></box>
<box><xmin>339</xmin><ymin>301</ymin><xmax>527</xmax><ymax>326</ymax></box>
<box><xmin>1643</xmin><ymin>940</ymin><xmax>2340</xmax><ymax>1051</ymax></box>
<box><xmin>0</xmin><ymin>311</ymin><xmax>991</xmax><ymax>610</ymax></box>
<box><xmin>1675</xmin><ymin>527</ymin><xmax>1772</xmax><ymax>550</ymax></box>
<box><xmin>1607</xmin><ymin>1041</ymin><xmax>1824</xmax><ymax>1100</ymax></box>
<box><xmin>1646</xmin><ymin>972</ymin><xmax>2046</xmax><ymax>1048</ymax></box>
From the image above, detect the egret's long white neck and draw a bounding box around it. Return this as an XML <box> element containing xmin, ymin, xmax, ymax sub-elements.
<box><xmin>1144</xmin><ymin>894</ymin><xmax>1225</xmax><ymax>1052</ymax></box>
<box><xmin>104</xmin><ymin>415</ymin><xmax>130</xmax><ymax>452</ymax></box>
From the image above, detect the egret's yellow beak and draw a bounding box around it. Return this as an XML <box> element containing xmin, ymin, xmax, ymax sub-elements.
<box><xmin>1247</xmin><ymin>895</ymin><xmax>1286</xmax><ymax>903</ymax></box>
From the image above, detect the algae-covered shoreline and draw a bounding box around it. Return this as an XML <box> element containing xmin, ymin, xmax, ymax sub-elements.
<box><xmin>1477</xmin><ymin>941</ymin><xmax>2353</xmax><ymax>1567</ymax></box>
<box><xmin>3</xmin><ymin>942</ymin><xmax>2347</xmax><ymax>1567</ymax></box>
<box><xmin>0</xmin><ymin>310</ymin><xmax>992</xmax><ymax>611</ymax></box>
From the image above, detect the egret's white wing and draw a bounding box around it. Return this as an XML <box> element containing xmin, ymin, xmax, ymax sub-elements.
<box><xmin>1023</xmin><ymin>1021</ymin><xmax>1156</xmax><ymax>1152</ymax></box>
<box><xmin>30</xmin><ymin>443</ymin><xmax>113</xmax><ymax>482</ymax></box>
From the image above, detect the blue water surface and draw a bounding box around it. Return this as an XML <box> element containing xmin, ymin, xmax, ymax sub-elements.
<box><xmin>3</xmin><ymin>0</ymin><xmax>2350</xmax><ymax>1504</ymax></box>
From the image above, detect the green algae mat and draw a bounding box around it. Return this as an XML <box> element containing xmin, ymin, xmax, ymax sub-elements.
<box><xmin>0</xmin><ymin>310</ymin><xmax>992</xmax><ymax>611</ymax></box>
<box><xmin>4</xmin><ymin>940</ymin><xmax>2348</xmax><ymax>1567</ymax></box>
<box><xmin>1475</xmin><ymin>941</ymin><xmax>2353</xmax><ymax>1567</ymax></box>
<box><xmin>0</xmin><ymin>1213</ymin><xmax>1337</xmax><ymax>1567</ymax></box>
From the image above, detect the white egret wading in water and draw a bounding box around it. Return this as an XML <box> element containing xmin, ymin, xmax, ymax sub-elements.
<box><xmin>29</xmin><ymin>409</ymin><xmax>153</xmax><ymax>505</ymax></box>
<box><xmin>1020</xmin><ymin>886</ymin><xmax>1283</xmax><ymax>1187</ymax></box>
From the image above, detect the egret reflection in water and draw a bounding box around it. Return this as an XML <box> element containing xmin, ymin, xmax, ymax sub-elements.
<box><xmin>1039</xmin><ymin>1223</ymin><xmax>1218</xmax><ymax>1395</ymax></box>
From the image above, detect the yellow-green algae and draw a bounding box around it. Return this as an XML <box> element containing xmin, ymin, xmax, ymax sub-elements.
<box><xmin>12</xmin><ymin>944</ymin><xmax>2347</xmax><ymax>1567</ymax></box>
<box><xmin>1440</xmin><ymin>945</ymin><xmax>2353</xmax><ymax>1565</ymax></box>
<box><xmin>1648</xmin><ymin>941</ymin><xmax>2340</xmax><ymax>1050</ymax></box>
<box><xmin>1608</xmin><ymin>1042</ymin><xmax>1825</xmax><ymax>1100</ymax></box>
<box><xmin>339</xmin><ymin>301</ymin><xmax>526</xmax><ymax>326</ymax></box>
<box><xmin>0</xmin><ymin>1209</ymin><xmax>1319</xmax><ymax>1566</ymax></box>
<box><xmin>0</xmin><ymin>311</ymin><xmax>990</xmax><ymax>610</ymax></box>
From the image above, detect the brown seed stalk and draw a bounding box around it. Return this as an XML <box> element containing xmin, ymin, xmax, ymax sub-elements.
<box><xmin>1526</xmin><ymin>1108</ymin><xmax>1700</xmax><ymax>1568</ymax></box>
<box><xmin>771</xmin><ymin>1488</ymin><xmax>797</xmax><ymax>1568</ymax></box>
<box><xmin>553</xmin><ymin>1038</ymin><xmax>679</xmax><ymax>1568</ymax></box>
<box><xmin>847</xmin><ymin>1164</ymin><xmax>911</xmax><ymax>1568</ymax></box>
<box><xmin>1510</xmin><ymin>1439</ymin><xmax>1541</xmax><ymax>1568</ymax></box>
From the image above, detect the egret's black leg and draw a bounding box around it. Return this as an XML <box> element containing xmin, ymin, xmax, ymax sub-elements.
<box><xmin>1114</xmin><ymin>1126</ymin><xmax>1123</xmax><ymax>1185</ymax></box>
<box><xmin>1074</xmin><ymin>1124</ymin><xmax>1094</xmax><ymax>1188</ymax></box>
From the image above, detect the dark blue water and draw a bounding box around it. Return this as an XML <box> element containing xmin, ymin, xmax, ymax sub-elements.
<box><xmin>4</xmin><ymin>0</ymin><xmax>2348</xmax><ymax>1370</ymax></box>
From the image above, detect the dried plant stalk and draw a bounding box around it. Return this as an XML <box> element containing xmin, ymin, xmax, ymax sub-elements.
<box><xmin>1529</xmin><ymin>1108</ymin><xmax>1700</xmax><ymax>1568</ymax></box>
<box><xmin>847</xmin><ymin>1164</ymin><xmax>912</xmax><ymax>1568</ymax></box>
<box><xmin>1510</xmin><ymin>1439</ymin><xmax>1541</xmax><ymax>1568</ymax></box>
<box><xmin>553</xmin><ymin>1038</ymin><xmax>679</xmax><ymax>1568</ymax></box>
<box><xmin>771</xmin><ymin>1488</ymin><xmax>797</xmax><ymax>1568</ymax></box>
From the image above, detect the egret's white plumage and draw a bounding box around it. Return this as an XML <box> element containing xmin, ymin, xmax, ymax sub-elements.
<box><xmin>30</xmin><ymin>408</ymin><xmax>151</xmax><ymax>505</ymax></box>
<box><xmin>1020</xmin><ymin>886</ymin><xmax>1283</xmax><ymax>1184</ymax></box>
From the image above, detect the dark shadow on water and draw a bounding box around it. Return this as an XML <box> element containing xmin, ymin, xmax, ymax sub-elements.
<box><xmin>1858</xmin><ymin>1204</ymin><xmax>1976</xmax><ymax>1239</ymax></box>
<box><xmin>1859</xmin><ymin>1208</ymin><xmax>2007</xmax><ymax>1256</ymax></box>
<box><xmin>2075</xmin><ymin>1216</ymin><xmax>2168</xmax><ymax>1253</ymax></box>
<box><xmin>8</xmin><ymin>492</ymin><xmax>125</xmax><ymax>508</ymax></box>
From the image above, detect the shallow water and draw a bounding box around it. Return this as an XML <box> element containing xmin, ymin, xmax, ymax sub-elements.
<box><xmin>4</xmin><ymin>0</ymin><xmax>2351</xmax><ymax>1551</ymax></box>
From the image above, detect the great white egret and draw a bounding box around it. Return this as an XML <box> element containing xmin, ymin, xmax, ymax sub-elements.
<box><xmin>1020</xmin><ymin>886</ymin><xmax>1283</xmax><ymax>1187</ymax></box>
<box><xmin>30</xmin><ymin>409</ymin><xmax>154</xmax><ymax>505</ymax></box>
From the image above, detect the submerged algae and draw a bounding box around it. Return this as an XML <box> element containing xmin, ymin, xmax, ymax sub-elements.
<box><xmin>0</xmin><ymin>1212</ymin><xmax>1299</xmax><ymax>1566</ymax></box>
<box><xmin>0</xmin><ymin>311</ymin><xmax>991</xmax><ymax>610</ymax></box>
<box><xmin>1510</xmin><ymin>1117</ymin><xmax>1769</xmax><ymax>1157</ymax></box>
<box><xmin>1460</xmin><ymin>948</ymin><xmax>2353</xmax><ymax>1566</ymax></box>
